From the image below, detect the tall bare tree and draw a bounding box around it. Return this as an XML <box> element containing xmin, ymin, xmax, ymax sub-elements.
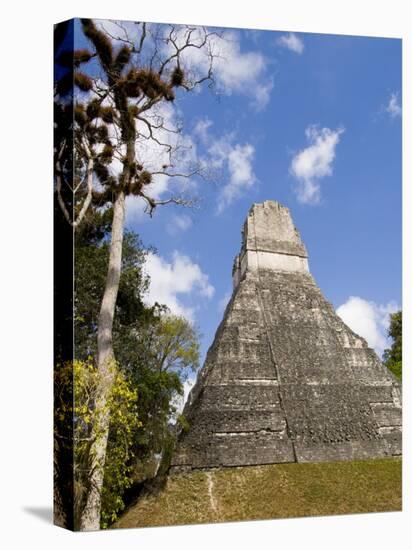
<box><xmin>55</xmin><ymin>18</ymin><xmax>219</xmax><ymax>530</ymax></box>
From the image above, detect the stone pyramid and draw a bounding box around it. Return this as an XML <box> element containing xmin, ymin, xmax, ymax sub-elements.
<box><xmin>170</xmin><ymin>201</ymin><xmax>401</xmax><ymax>472</ymax></box>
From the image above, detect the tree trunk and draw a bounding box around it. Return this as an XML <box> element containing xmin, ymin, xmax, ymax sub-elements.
<box><xmin>79</xmin><ymin>190</ymin><xmax>126</xmax><ymax>531</ymax></box>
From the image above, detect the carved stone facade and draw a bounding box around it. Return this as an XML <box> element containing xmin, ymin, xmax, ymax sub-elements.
<box><xmin>170</xmin><ymin>201</ymin><xmax>402</xmax><ymax>472</ymax></box>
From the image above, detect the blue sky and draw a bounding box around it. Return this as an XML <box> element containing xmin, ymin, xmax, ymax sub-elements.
<box><xmin>74</xmin><ymin>21</ymin><xmax>402</xmax><ymax>380</ymax></box>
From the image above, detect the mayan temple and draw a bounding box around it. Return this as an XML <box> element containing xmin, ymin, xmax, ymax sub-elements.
<box><xmin>170</xmin><ymin>200</ymin><xmax>402</xmax><ymax>472</ymax></box>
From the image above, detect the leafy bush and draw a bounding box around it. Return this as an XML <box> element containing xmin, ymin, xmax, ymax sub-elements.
<box><xmin>54</xmin><ymin>358</ymin><xmax>141</xmax><ymax>529</ymax></box>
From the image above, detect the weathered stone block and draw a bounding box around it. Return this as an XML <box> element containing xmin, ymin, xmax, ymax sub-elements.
<box><xmin>170</xmin><ymin>201</ymin><xmax>402</xmax><ymax>473</ymax></box>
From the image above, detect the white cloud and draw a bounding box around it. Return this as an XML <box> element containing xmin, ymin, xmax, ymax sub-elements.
<box><xmin>82</xmin><ymin>24</ymin><xmax>266</xmax><ymax>225</ymax></box>
<box><xmin>168</xmin><ymin>28</ymin><xmax>272</xmax><ymax>110</ymax></box>
<box><xmin>125</xmin><ymin>196</ymin><xmax>148</xmax><ymax>222</ymax></box>
<box><xmin>83</xmin><ymin>81</ymin><xmax>199</xmax><ymax>224</ymax></box>
<box><xmin>143</xmin><ymin>251</ymin><xmax>214</xmax><ymax>321</ymax></box>
<box><xmin>135</xmin><ymin>102</ymin><xmax>197</xmax><ymax>193</ymax></box>
<box><xmin>122</xmin><ymin>101</ymin><xmax>198</xmax><ymax>223</ymax></box>
<box><xmin>93</xmin><ymin>22</ymin><xmax>272</xmax><ymax>109</ymax></box>
<box><xmin>95</xmin><ymin>19</ymin><xmax>141</xmax><ymax>42</ymax></box>
<box><xmin>277</xmin><ymin>32</ymin><xmax>304</xmax><ymax>54</ymax></box>
<box><xmin>212</xmin><ymin>33</ymin><xmax>265</xmax><ymax>94</ymax></box>
<box><xmin>290</xmin><ymin>125</ymin><xmax>344</xmax><ymax>204</ymax></box>
<box><xmin>252</xmin><ymin>78</ymin><xmax>275</xmax><ymax>112</ymax></box>
<box><xmin>194</xmin><ymin>118</ymin><xmax>214</xmax><ymax>144</ymax></box>
<box><xmin>175</xmin><ymin>376</ymin><xmax>196</xmax><ymax>415</ymax></box>
<box><xmin>167</xmin><ymin>214</ymin><xmax>193</xmax><ymax>234</ymax></box>
<box><xmin>193</xmin><ymin>121</ymin><xmax>258</xmax><ymax>212</ymax></box>
<box><xmin>223</xmin><ymin>143</ymin><xmax>256</xmax><ymax>206</ymax></box>
<box><xmin>207</xmin><ymin>135</ymin><xmax>257</xmax><ymax>213</ymax></box>
<box><xmin>385</xmin><ymin>92</ymin><xmax>402</xmax><ymax>119</ymax></box>
<box><xmin>337</xmin><ymin>296</ymin><xmax>399</xmax><ymax>357</ymax></box>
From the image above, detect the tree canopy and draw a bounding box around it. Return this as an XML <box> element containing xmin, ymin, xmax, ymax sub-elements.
<box><xmin>383</xmin><ymin>310</ymin><xmax>402</xmax><ymax>381</ymax></box>
<box><xmin>71</xmin><ymin>205</ymin><xmax>200</xmax><ymax>525</ymax></box>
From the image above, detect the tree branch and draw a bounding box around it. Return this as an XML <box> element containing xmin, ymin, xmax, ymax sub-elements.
<box><xmin>55</xmin><ymin>139</ymin><xmax>94</xmax><ymax>228</ymax></box>
<box><xmin>140</xmin><ymin>192</ymin><xmax>198</xmax><ymax>217</ymax></box>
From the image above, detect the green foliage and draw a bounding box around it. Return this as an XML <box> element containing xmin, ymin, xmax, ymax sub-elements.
<box><xmin>154</xmin><ymin>316</ymin><xmax>200</xmax><ymax>375</ymax></box>
<box><xmin>54</xmin><ymin>19</ymin><xmax>210</xmax><ymax>530</ymax></box>
<box><xmin>74</xmin><ymin>206</ymin><xmax>149</xmax><ymax>358</ymax></box>
<box><xmin>177</xmin><ymin>414</ymin><xmax>190</xmax><ymax>433</ymax></box>
<box><xmin>115</xmin><ymin>311</ymin><xmax>200</xmax><ymax>472</ymax></box>
<box><xmin>383</xmin><ymin>311</ymin><xmax>402</xmax><ymax>381</ymax></box>
<box><xmin>54</xmin><ymin>358</ymin><xmax>141</xmax><ymax>529</ymax></box>
<box><xmin>74</xmin><ymin>211</ymin><xmax>201</xmax><ymax>520</ymax></box>
<box><xmin>386</xmin><ymin>360</ymin><xmax>402</xmax><ymax>381</ymax></box>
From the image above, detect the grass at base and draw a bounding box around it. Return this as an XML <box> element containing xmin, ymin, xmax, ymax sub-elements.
<box><xmin>114</xmin><ymin>457</ymin><xmax>401</xmax><ymax>529</ymax></box>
